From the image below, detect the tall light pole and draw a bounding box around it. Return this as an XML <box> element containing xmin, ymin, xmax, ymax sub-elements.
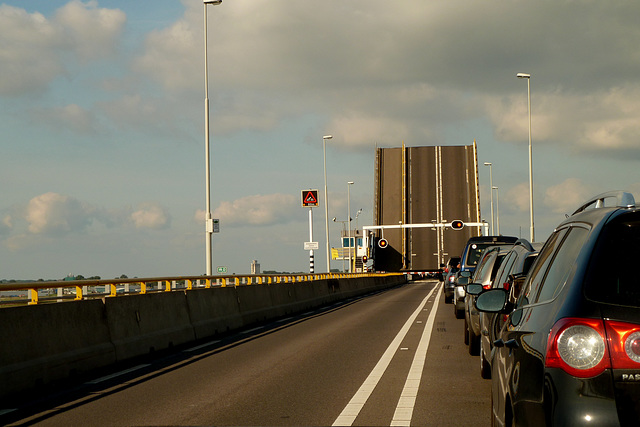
<box><xmin>347</xmin><ymin>181</ymin><xmax>354</xmax><ymax>273</ymax></box>
<box><xmin>203</xmin><ymin>0</ymin><xmax>222</xmax><ymax>275</ymax></box>
<box><xmin>517</xmin><ymin>72</ymin><xmax>535</xmax><ymax>242</ymax></box>
<box><xmin>493</xmin><ymin>186</ymin><xmax>500</xmax><ymax>236</ymax></box>
<box><xmin>323</xmin><ymin>135</ymin><xmax>333</xmax><ymax>273</ymax></box>
<box><xmin>483</xmin><ymin>162</ymin><xmax>494</xmax><ymax>235</ymax></box>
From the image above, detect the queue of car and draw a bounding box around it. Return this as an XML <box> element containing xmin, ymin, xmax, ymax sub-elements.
<box><xmin>441</xmin><ymin>191</ymin><xmax>640</xmax><ymax>426</ymax></box>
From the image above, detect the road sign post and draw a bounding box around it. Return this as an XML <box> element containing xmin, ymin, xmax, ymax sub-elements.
<box><xmin>302</xmin><ymin>189</ymin><xmax>319</xmax><ymax>273</ymax></box>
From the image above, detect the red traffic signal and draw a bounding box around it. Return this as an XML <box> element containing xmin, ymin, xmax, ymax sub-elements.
<box><xmin>378</xmin><ymin>238</ymin><xmax>389</xmax><ymax>248</ymax></box>
<box><xmin>362</xmin><ymin>255</ymin><xmax>368</xmax><ymax>263</ymax></box>
<box><xmin>451</xmin><ymin>220</ymin><xmax>464</xmax><ymax>230</ymax></box>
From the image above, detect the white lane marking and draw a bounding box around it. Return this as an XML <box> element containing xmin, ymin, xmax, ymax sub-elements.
<box><xmin>85</xmin><ymin>364</ymin><xmax>151</xmax><ymax>384</ymax></box>
<box><xmin>332</xmin><ymin>284</ymin><xmax>439</xmax><ymax>426</ymax></box>
<box><xmin>0</xmin><ymin>409</ymin><xmax>16</xmax><ymax>417</ymax></box>
<box><xmin>391</xmin><ymin>284</ymin><xmax>441</xmax><ymax>426</ymax></box>
<box><xmin>185</xmin><ymin>340</ymin><xmax>221</xmax><ymax>352</ymax></box>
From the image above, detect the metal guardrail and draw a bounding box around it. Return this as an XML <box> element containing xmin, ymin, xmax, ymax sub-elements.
<box><xmin>0</xmin><ymin>272</ymin><xmax>402</xmax><ymax>306</ymax></box>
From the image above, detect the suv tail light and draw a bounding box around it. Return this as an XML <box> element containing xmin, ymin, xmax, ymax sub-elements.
<box><xmin>604</xmin><ymin>320</ymin><xmax>640</xmax><ymax>369</ymax></box>
<box><xmin>546</xmin><ymin>318</ymin><xmax>640</xmax><ymax>378</ymax></box>
<box><xmin>546</xmin><ymin>318</ymin><xmax>609</xmax><ymax>378</ymax></box>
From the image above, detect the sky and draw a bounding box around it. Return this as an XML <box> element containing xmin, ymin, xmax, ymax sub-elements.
<box><xmin>2</xmin><ymin>0</ymin><xmax>640</xmax><ymax>280</ymax></box>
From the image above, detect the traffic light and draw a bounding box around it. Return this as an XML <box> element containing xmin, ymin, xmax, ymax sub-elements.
<box><xmin>378</xmin><ymin>238</ymin><xmax>389</xmax><ymax>248</ymax></box>
<box><xmin>362</xmin><ymin>255</ymin><xmax>368</xmax><ymax>263</ymax></box>
<box><xmin>451</xmin><ymin>220</ymin><xmax>464</xmax><ymax>230</ymax></box>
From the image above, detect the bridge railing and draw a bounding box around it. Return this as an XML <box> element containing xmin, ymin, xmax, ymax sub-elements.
<box><xmin>0</xmin><ymin>272</ymin><xmax>400</xmax><ymax>306</ymax></box>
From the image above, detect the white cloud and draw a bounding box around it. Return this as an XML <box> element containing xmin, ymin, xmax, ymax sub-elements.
<box><xmin>504</xmin><ymin>183</ymin><xmax>530</xmax><ymax>214</ymax></box>
<box><xmin>25</xmin><ymin>192</ymin><xmax>95</xmax><ymax>235</ymax></box>
<box><xmin>54</xmin><ymin>0</ymin><xmax>125</xmax><ymax>61</ymax></box>
<box><xmin>0</xmin><ymin>1</ymin><xmax>124</xmax><ymax>96</ymax></box>
<box><xmin>131</xmin><ymin>203</ymin><xmax>171</xmax><ymax>230</ymax></box>
<box><xmin>212</xmin><ymin>194</ymin><xmax>298</xmax><ymax>226</ymax></box>
<box><xmin>543</xmin><ymin>178</ymin><xmax>592</xmax><ymax>215</ymax></box>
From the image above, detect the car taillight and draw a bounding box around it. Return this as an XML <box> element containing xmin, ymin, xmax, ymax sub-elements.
<box><xmin>604</xmin><ymin>320</ymin><xmax>640</xmax><ymax>369</ymax></box>
<box><xmin>503</xmin><ymin>282</ymin><xmax>510</xmax><ymax>291</ymax></box>
<box><xmin>482</xmin><ymin>284</ymin><xmax>491</xmax><ymax>290</ymax></box>
<box><xmin>546</xmin><ymin>318</ymin><xmax>609</xmax><ymax>378</ymax></box>
<box><xmin>448</xmin><ymin>275</ymin><xmax>455</xmax><ymax>284</ymax></box>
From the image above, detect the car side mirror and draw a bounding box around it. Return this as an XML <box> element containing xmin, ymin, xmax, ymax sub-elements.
<box><xmin>475</xmin><ymin>288</ymin><xmax>508</xmax><ymax>312</ymax></box>
<box><xmin>466</xmin><ymin>283</ymin><xmax>483</xmax><ymax>295</ymax></box>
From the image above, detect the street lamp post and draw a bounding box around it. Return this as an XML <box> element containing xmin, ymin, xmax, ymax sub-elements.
<box><xmin>323</xmin><ymin>135</ymin><xmax>333</xmax><ymax>273</ymax></box>
<box><xmin>203</xmin><ymin>0</ymin><xmax>222</xmax><ymax>276</ymax></box>
<box><xmin>517</xmin><ymin>72</ymin><xmax>535</xmax><ymax>242</ymax></box>
<box><xmin>493</xmin><ymin>186</ymin><xmax>500</xmax><ymax>235</ymax></box>
<box><xmin>347</xmin><ymin>181</ymin><xmax>354</xmax><ymax>273</ymax></box>
<box><xmin>483</xmin><ymin>162</ymin><xmax>494</xmax><ymax>235</ymax></box>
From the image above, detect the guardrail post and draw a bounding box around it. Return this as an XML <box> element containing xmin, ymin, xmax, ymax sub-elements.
<box><xmin>28</xmin><ymin>288</ymin><xmax>38</xmax><ymax>305</ymax></box>
<box><xmin>110</xmin><ymin>283</ymin><xmax>117</xmax><ymax>297</ymax></box>
<box><xmin>140</xmin><ymin>282</ymin><xmax>147</xmax><ymax>294</ymax></box>
<box><xmin>75</xmin><ymin>286</ymin><xmax>83</xmax><ymax>300</ymax></box>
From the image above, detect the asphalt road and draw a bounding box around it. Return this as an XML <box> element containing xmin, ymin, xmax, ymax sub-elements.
<box><xmin>3</xmin><ymin>280</ymin><xmax>490</xmax><ymax>426</ymax></box>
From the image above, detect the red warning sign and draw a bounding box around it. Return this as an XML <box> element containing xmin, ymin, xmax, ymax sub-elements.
<box><xmin>302</xmin><ymin>189</ymin><xmax>319</xmax><ymax>207</ymax></box>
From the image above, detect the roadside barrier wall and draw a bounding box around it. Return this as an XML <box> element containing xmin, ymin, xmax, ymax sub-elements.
<box><xmin>0</xmin><ymin>275</ymin><xmax>405</xmax><ymax>399</ymax></box>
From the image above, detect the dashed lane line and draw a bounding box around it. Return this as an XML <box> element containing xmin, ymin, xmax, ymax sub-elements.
<box><xmin>332</xmin><ymin>284</ymin><xmax>439</xmax><ymax>426</ymax></box>
<box><xmin>391</xmin><ymin>283</ymin><xmax>441</xmax><ymax>426</ymax></box>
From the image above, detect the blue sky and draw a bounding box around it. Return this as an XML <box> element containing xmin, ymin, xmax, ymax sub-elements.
<box><xmin>2</xmin><ymin>1</ymin><xmax>640</xmax><ymax>279</ymax></box>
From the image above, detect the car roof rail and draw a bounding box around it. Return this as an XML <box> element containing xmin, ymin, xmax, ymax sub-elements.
<box><xmin>571</xmin><ymin>191</ymin><xmax>635</xmax><ymax>216</ymax></box>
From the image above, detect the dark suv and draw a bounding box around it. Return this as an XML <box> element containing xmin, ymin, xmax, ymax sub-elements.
<box><xmin>476</xmin><ymin>191</ymin><xmax>640</xmax><ymax>426</ymax></box>
<box><xmin>453</xmin><ymin>235</ymin><xmax>517</xmax><ymax>318</ymax></box>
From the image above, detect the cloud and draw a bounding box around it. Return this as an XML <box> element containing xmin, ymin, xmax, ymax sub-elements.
<box><xmin>0</xmin><ymin>1</ymin><xmax>125</xmax><ymax>96</ymax></box>
<box><xmin>54</xmin><ymin>0</ymin><xmax>125</xmax><ymax>61</ymax></box>
<box><xmin>31</xmin><ymin>104</ymin><xmax>97</xmax><ymax>134</ymax></box>
<box><xmin>543</xmin><ymin>178</ymin><xmax>592</xmax><ymax>215</ymax></box>
<box><xmin>504</xmin><ymin>183</ymin><xmax>530</xmax><ymax>214</ymax></box>
<box><xmin>211</xmin><ymin>194</ymin><xmax>298</xmax><ymax>227</ymax></box>
<box><xmin>25</xmin><ymin>192</ymin><xmax>95</xmax><ymax>236</ymax></box>
<box><xmin>485</xmin><ymin>87</ymin><xmax>640</xmax><ymax>155</ymax></box>
<box><xmin>131</xmin><ymin>203</ymin><xmax>171</xmax><ymax>230</ymax></box>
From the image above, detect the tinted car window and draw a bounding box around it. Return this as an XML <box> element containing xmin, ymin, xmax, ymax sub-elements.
<box><xmin>534</xmin><ymin>226</ymin><xmax>589</xmax><ymax>303</ymax></box>
<box><xmin>465</xmin><ymin>243</ymin><xmax>497</xmax><ymax>267</ymax></box>
<box><xmin>492</xmin><ymin>251</ymin><xmax>517</xmax><ymax>289</ymax></box>
<box><xmin>518</xmin><ymin>230</ymin><xmax>566</xmax><ymax>306</ymax></box>
<box><xmin>473</xmin><ymin>249</ymin><xmax>498</xmax><ymax>282</ymax></box>
<box><xmin>585</xmin><ymin>213</ymin><xmax>640</xmax><ymax>307</ymax></box>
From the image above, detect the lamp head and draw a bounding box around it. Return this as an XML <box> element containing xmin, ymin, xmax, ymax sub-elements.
<box><xmin>323</xmin><ymin>135</ymin><xmax>333</xmax><ymax>140</ymax></box>
<box><xmin>517</xmin><ymin>73</ymin><xmax>531</xmax><ymax>79</ymax></box>
<box><xmin>204</xmin><ymin>0</ymin><xmax>222</xmax><ymax>4</ymax></box>
<box><xmin>484</xmin><ymin>162</ymin><xmax>492</xmax><ymax>166</ymax></box>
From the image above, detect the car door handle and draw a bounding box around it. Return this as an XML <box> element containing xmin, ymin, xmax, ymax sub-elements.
<box><xmin>504</xmin><ymin>339</ymin><xmax>519</xmax><ymax>349</ymax></box>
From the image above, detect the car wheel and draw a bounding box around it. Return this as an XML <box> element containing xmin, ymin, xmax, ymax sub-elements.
<box><xmin>454</xmin><ymin>302</ymin><xmax>464</xmax><ymax>319</ymax></box>
<box><xmin>468</xmin><ymin>328</ymin><xmax>480</xmax><ymax>356</ymax></box>
<box><xmin>464</xmin><ymin>318</ymin><xmax>469</xmax><ymax>345</ymax></box>
<box><xmin>480</xmin><ymin>340</ymin><xmax>491</xmax><ymax>379</ymax></box>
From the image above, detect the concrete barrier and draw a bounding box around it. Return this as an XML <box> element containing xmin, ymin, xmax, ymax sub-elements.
<box><xmin>0</xmin><ymin>299</ymin><xmax>115</xmax><ymax>398</ymax></box>
<box><xmin>186</xmin><ymin>287</ymin><xmax>243</xmax><ymax>340</ymax></box>
<box><xmin>105</xmin><ymin>291</ymin><xmax>195</xmax><ymax>361</ymax></box>
<box><xmin>0</xmin><ymin>275</ymin><xmax>406</xmax><ymax>400</ymax></box>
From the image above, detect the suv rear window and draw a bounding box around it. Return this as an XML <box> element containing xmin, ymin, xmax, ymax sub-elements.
<box><xmin>585</xmin><ymin>212</ymin><xmax>640</xmax><ymax>307</ymax></box>
<box><xmin>464</xmin><ymin>243</ymin><xmax>498</xmax><ymax>267</ymax></box>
